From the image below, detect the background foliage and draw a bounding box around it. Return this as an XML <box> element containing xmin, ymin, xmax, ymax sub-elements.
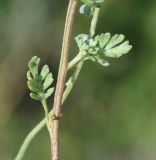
<box><xmin>0</xmin><ymin>0</ymin><xmax>156</xmax><ymax>159</ymax></box>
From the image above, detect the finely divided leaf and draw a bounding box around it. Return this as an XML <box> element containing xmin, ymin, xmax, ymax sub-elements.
<box><xmin>75</xmin><ymin>32</ymin><xmax>132</xmax><ymax>66</ymax></box>
<box><xmin>27</xmin><ymin>56</ymin><xmax>54</xmax><ymax>102</ymax></box>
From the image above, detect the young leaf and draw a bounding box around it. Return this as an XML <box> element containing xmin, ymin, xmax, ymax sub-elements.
<box><xmin>27</xmin><ymin>71</ymin><xmax>32</xmax><ymax>80</ymax></box>
<box><xmin>104</xmin><ymin>41</ymin><xmax>132</xmax><ymax>58</ymax></box>
<box><xmin>40</xmin><ymin>65</ymin><xmax>49</xmax><ymax>80</ymax></box>
<box><xmin>43</xmin><ymin>73</ymin><xmax>53</xmax><ymax>90</ymax></box>
<box><xmin>28</xmin><ymin>56</ymin><xmax>40</xmax><ymax>77</ymax></box>
<box><xmin>30</xmin><ymin>93</ymin><xmax>42</xmax><ymax>101</ymax></box>
<box><xmin>27</xmin><ymin>56</ymin><xmax>55</xmax><ymax>102</ymax></box>
<box><xmin>75</xmin><ymin>34</ymin><xmax>89</xmax><ymax>50</ymax></box>
<box><xmin>75</xmin><ymin>34</ymin><xmax>100</xmax><ymax>55</ymax></box>
<box><xmin>95</xmin><ymin>33</ymin><xmax>111</xmax><ymax>48</ymax></box>
<box><xmin>95</xmin><ymin>33</ymin><xmax>132</xmax><ymax>58</ymax></box>
<box><xmin>27</xmin><ymin>79</ymin><xmax>43</xmax><ymax>93</ymax></box>
<box><xmin>95</xmin><ymin>56</ymin><xmax>109</xmax><ymax>66</ymax></box>
<box><xmin>88</xmin><ymin>46</ymin><xmax>99</xmax><ymax>55</ymax></box>
<box><xmin>105</xmin><ymin>34</ymin><xmax>125</xmax><ymax>50</ymax></box>
<box><xmin>79</xmin><ymin>4</ymin><xmax>94</xmax><ymax>16</ymax></box>
<box><xmin>45</xmin><ymin>88</ymin><xmax>54</xmax><ymax>99</ymax></box>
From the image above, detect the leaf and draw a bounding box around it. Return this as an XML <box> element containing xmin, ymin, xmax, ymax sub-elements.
<box><xmin>88</xmin><ymin>46</ymin><xmax>99</xmax><ymax>55</ymax></box>
<box><xmin>104</xmin><ymin>41</ymin><xmax>132</xmax><ymax>58</ymax></box>
<box><xmin>88</xmin><ymin>39</ymin><xmax>97</xmax><ymax>48</ymax></box>
<box><xmin>27</xmin><ymin>79</ymin><xmax>43</xmax><ymax>93</ymax></box>
<box><xmin>94</xmin><ymin>33</ymin><xmax>133</xmax><ymax>58</ymax></box>
<box><xmin>43</xmin><ymin>73</ymin><xmax>53</xmax><ymax>90</ymax></box>
<box><xmin>45</xmin><ymin>88</ymin><xmax>54</xmax><ymax>99</ymax></box>
<box><xmin>95</xmin><ymin>56</ymin><xmax>109</xmax><ymax>66</ymax></box>
<box><xmin>27</xmin><ymin>71</ymin><xmax>32</xmax><ymax>80</ymax></box>
<box><xmin>28</xmin><ymin>56</ymin><xmax>40</xmax><ymax>77</ymax></box>
<box><xmin>35</xmin><ymin>75</ymin><xmax>43</xmax><ymax>84</ymax></box>
<box><xmin>27</xmin><ymin>56</ymin><xmax>55</xmax><ymax>104</ymax></box>
<box><xmin>75</xmin><ymin>34</ymin><xmax>100</xmax><ymax>55</ymax></box>
<box><xmin>30</xmin><ymin>93</ymin><xmax>42</xmax><ymax>101</ymax></box>
<box><xmin>95</xmin><ymin>33</ymin><xmax>111</xmax><ymax>48</ymax></box>
<box><xmin>75</xmin><ymin>34</ymin><xmax>89</xmax><ymax>50</ymax></box>
<box><xmin>40</xmin><ymin>65</ymin><xmax>49</xmax><ymax>80</ymax></box>
<box><xmin>79</xmin><ymin>4</ymin><xmax>94</xmax><ymax>16</ymax></box>
<box><xmin>75</xmin><ymin>32</ymin><xmax>132</xmax><ymax>65</ymax></box>
<box><xmin>105</xmin><ymin>34</ymin><xmax>125</xmax><ymax>50</ymax></box>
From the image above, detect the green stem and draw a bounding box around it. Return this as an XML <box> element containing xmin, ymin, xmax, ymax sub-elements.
<box><xmin>14</xmin><ymin>119</ymin><xmax>46</xmax><ymax>160</ymax></box>
<box><xmin>90</xmin><ymin>7</ymin><xmax>100</xmax><ymax>37</ymax></box>
<box><xmin>14</xmin><ymin>6</ymin><xmax>101</xmax><ymax>160</ymax></box>
<box><xmin>63</xmin><ymin>62</ymin><xmax>83</xmax><ymax>103</ymax></box>
<box><xmin>68</xmin><ymin>52</ymin><xmax>86</xmax><ymax>70</ymax></box>
<box><xmin>41</xmin><ymin>97</ymin><xmax>50</xmax><ymax>128</ymax></box>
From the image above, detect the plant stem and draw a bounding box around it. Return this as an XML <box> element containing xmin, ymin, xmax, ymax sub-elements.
<box><xmin>90</xmin><ymin>8</ymin><xmax>100</xmax><ymax>37</ymax></box>
<box><xmin>51</xmin><ymin>1</ymin><xmax>78</xmax><ymax>159</ymax></box>
<box><xmin>67</xmin><ymin>52</ymin><xmax>85</xmax><ymax>70</ymax></box>
<box><xmin>51</xmin><ymin>6</ymin><xmax>100</xmax><ymax>160</ymax></box>
<box><xmin>41</xmin><ymin>97</ymin><xmax>50</xmax><ymax>129</ymax></box>
<box><xmin>62</xmin><ymin>62</ymin><xmax>83</xmax><ymax>103</ymax></box>
<box><xmin>14</xmin><ymin>119</ymin><xmax>46</xmax><ymax>160</ymax></box>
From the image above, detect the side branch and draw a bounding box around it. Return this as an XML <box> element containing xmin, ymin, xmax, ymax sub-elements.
<box><xmin>51</xmin><ymin>0</ymin><xmax>78</xmax><ymax>160</ymax></box>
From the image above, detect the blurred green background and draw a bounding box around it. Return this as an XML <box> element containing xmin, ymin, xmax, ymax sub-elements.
<box><xmin>0</xmin><ymin>0</ymin><xmax>156</xmax><ymax>159</ymax></box>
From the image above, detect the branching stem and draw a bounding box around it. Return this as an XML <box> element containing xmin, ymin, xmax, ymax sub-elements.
<box><xmin>68</xmin><ymin>52</ymin><xmax>85</xmax><ymax>70</ymax></box>
<box><xmin>14</xmin><ymin>3</ymin><xmax>101</xmax><ymax>160</ymax></box>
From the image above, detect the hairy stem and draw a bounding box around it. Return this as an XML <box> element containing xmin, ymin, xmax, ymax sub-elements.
<box><xmin>51</xmin><ymin>1</ymin><xmax>78</xmax><ymax>159</ymax></box>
